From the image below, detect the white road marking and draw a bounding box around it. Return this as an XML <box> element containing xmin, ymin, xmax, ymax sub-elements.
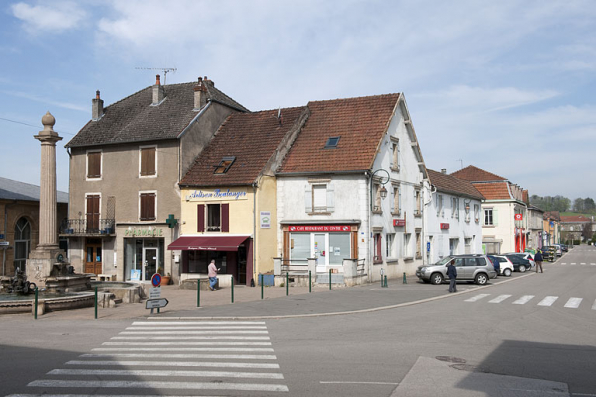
<box><xmin>103</xmin><ymin>341</ymin><xmax>272</xmax><ymax>346</ymax></box>
<box><xmin>320</xmin><ymin>381</ymin><xmax>399</xmax><ymax>385</ymax></box>
<box><xmin>111</xmin><ymin>335</ymin><xmax>270</xmax><ymax>340</ymax></box>
<box><xmin>126</xmin><ymin>326</ymin><xmax>267</xmax><ymax>330</ymax></box>
<box><xmin>465</xmin><ymin>294</ymin><xmax>491</xmax><ymax>302</ymax></box>
<box><xmin>489</xmin><ymin>295</ymin><xmax>511</xmax><ymax>303</ymax></box>
<box><xmin>571</xmin><ymin>263</ymin><xmax>577</xmax><ymax>265</ymax></box>
<box><xmin>48</xmin><ymin>368</ymin><xmax>284</xmax><ymax>379</ymax></box>
<box><xmin>561</xmin><ymin>263</ymin><xmax>567</xmax><ymax>265</ymax></box>
<box><xmin>81</xmin><ymin>353</ymin><xmax>277</xmax><ymax>359</ymax></box>
<box><xmin>66</xmin><ymin>360</ymin><xmax>280</xmax><ymax>369</ymax></box>
<box><xmin>27</xmin><ymin>379</ymin><xmax>289</xmax><ymax>392</ymax></box>
<box><xmin>91</xmin><ymin>347</ymin><xmax>274</xmax><ymax>352</ymax></box>
<box><xmin>132</xmin><ymin>321</ymin><xmax>266</xmax><ymax>325</ymax></box>
<box><xmin>119</xmin><ymin>330</ymin><xmax>268</xmax><ymax>335</ymax></box>
<box><xmin>580</xmin><ymin>263</ymin><xmax>586</xmax><ymax>265</ymax></box>
<box><xmin>537</xmin><ymin>296</ymin><xmax>558</xmax><ymax>306</ymax></box>
<box><xmin>564</xmin><ymin>298</ymin><xmax>583</xmax><ymax>308</ymax></box>
<box><xmin>512</xmin><ymin>295</ymin><xmax>535</xmax><ymax>305</ymax></box>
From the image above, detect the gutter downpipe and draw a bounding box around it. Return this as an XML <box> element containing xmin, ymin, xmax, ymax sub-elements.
<box><xmin>252</xmin><ymin>182</ymin><xmax>257</xmax><ymax>286</ymax></box>
<box><xmin>3</xmin><ymin>201</ymin><xmax>17</xmax><ymax>276</ymax></box>
<box><xmin>366</xmin><ymin>171</ymin><xmax>372</xmax><ymax>283</ymax></box>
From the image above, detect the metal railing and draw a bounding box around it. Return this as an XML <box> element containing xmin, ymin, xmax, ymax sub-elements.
<box><xmin>280</xmin><ymin>259</ymin><xmax>309</xmax><ymax>275</ymax></box>
<box><xmin>60</xmin><ymin>219</ymin><xmax>115</xmax><ymax>236</ymax></box>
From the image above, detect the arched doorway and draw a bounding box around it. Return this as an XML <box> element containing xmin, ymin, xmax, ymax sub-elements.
<box><xmin>14</xmin><ymin>217</ymin><xmax>31</xmax><ymax>273</ymax></box>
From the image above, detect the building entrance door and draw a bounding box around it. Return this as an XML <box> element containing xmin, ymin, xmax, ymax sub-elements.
<box><xmin>143</xmin><ymin>247</ymin><xmax>158</xmax><ymax>281</ymax></box>
<box><xmin>85</xmin><ymin>238</ymin><xmax>102</xmax><ymax>274</ymax></box>
<box><xmin>313</xmin><ymin>233</ymin><xmax>328</xmax><ymax>272</ymax></box>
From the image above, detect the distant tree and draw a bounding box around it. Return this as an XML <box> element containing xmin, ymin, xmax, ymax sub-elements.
<box><xmin>529</xmin><ymin>194</ymin><xmax>570</xmax><ymax>212</ymax></box>
<box><xmin>573</xmin><ymin>198</ymin><xmax>585</xmax><ymax>212</ymax></box>
<box><xmin>582</xmin><ymin>222</ymin><xmax>593</xmax><ymax>241</ymax></box>
<box><xmin>584</xmin><ymin>197</ymin><xmax>595</xmax><ymax>212</ymax></box>
<box><xmin>553</xmin><ymin>196</ymin><xmax>570</xmax><ymax>212</ymax></box>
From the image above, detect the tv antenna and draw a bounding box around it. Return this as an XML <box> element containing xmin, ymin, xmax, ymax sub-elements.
<box><xmin>456</xmin><ymin>159</ymin><xmax>463</xmax><ymax>169</ymax></box>
<box><xmin>135</xmin><ymin>67</ymin><xmax>177</xmax><ymax>85</ymax></box>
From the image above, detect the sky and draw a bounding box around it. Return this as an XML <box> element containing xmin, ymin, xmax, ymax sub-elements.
<box><xmin>1</xmin><ymin>0</ymin><xmax>595</xmax><ymax>201</ymax></box>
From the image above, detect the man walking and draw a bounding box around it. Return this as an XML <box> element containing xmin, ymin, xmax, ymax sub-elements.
<box><xmin>208</xmin><ymin>259</ymin><xmax>219</xmax><ymax>290</ymax></box>
<box><xmin>447</xmin><ymin>259</ymin><xmax>457</xmax><ymax>293</ymax></box>
<box><xmin>534</xmin><ymin>250</ymin><xmax>544</xmax><ymax>273</ymax></box>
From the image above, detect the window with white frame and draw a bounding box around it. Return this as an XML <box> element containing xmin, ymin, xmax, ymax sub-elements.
<box><xmin>390</xmin><ymin>138</ymin><xmax>400</xmax><ymax>171</ymax></box>
<box><xmin>415</xmin><ymin>189</ymin><xmax>421</xmax><ymax>216</ymax></box>
<box><xmin>437</xmin><ymin>194</ymin><xmax>443</xmax><ymax>216</ymax></box>
<box><xmin>374</xmin><ymin>233</ymin><xmax>383</xmax><ymax>263</ymax></box>
<box><xmin>474</xmin><ymin>204</ymin><xmax>480</xmax><ymax>223</ymax></box>
<box><xmin>86</xmin><ymin>150</ymin><xmax>102</xmax><ymax>179</ymax></box>
<box><xmin>373</xmin><ymin>182</ymin><xmax>382</xmax><ymax>213</ymax></box>
<box><xmin>391</xmin><ymin>185</ymin><xmax>401</xmax><ymax>214</ymax></box>
<box><xmin>452</xmin><ymin>197</ymin><xmax>459</xmax><ymax>219</ymax></box>
<box><xmin>139</xmin><ymin>192</ymin><xmax>156</xmax><ymax>221</ymax></box>
<box><xmin>484</xmin><ymin>208</ymin><xmax>494</xmax><ymax>226</ymax></box>
<box><xmin>140</xmin><ymin>146</ymin><xmax>156</xmax><ymax>177</ymax></box>
<box><xmin>404</xmin><ymin>233</ymin><xmax>411</xmax><ymax>257</ymax></box>
<box><xmin>305</xmin><ymin>182</ymin><xmax>334</xmax><ymax>213</ymax></box>
<box><xmin>386</xmin><ymin>233</ymin><xmax>395</xmax><ymax>258</ymax></box>
<box><xmin>415</xmin><ymin>232</ymin><xmax>421</xmax><ymax>258</ymax></box>
<box><xmin>464</xmin><ymin>238</ymin><xmax>472</xmax><ymax>254</ymax></box>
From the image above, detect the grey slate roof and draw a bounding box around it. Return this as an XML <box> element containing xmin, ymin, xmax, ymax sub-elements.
<box><xmin>66</xmin><ymin>81</ymin><xmax>248</xmax><ymax>148</ymax></box>
<box><xmin>0</xmin><ymin>177</ymin><xmax>68</xmax><ymax>203</ymax></box>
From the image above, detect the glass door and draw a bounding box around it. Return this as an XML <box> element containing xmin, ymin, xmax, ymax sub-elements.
<box><xmin>143</xmin><ymin>247</ymin><xmax>158</xmax><ymax>281</ymax></box>
<box><xmin>312</xmin><ymin>233</ymin><xmax>328</xmax><ymax>272</ymax></box>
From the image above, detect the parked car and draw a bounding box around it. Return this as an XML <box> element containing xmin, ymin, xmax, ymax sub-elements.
<box><xmin>416</xmin><ymin>255</ymin><xmax>497</xmax><ymax>285</ymax></box>
<box><xmin>553</xmin><ymin>244</ymin><xmax>563</xmax><ymax>256</ymax></box>
<box><xmin>488</xmin><ymin>255</ymin><xmax>514</xmax><ymax>277</ymax></box>
<box><xmin>504</xmin><ymin>254</ymin><xmax>532</xmax><ymax>272</ymax></box>
<box><xmin>560</xmin><ymin>244</ymin><xmax>568</xmax><ymax>252</ymax></box>
<box><xmin>504</xmin><ymin>252</ymin><xmax>535</xmax><ymax>268</ymax></box>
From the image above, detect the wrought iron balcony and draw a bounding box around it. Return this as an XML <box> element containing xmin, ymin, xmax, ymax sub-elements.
<box><xmin>60</xmin><ymin>219</ymin><xmax>115</xmax><ymax>236</ymax></box>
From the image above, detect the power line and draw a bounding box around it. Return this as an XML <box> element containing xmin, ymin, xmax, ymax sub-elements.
<box><xmin>0</xmin><ymin>116</ymin><xmax>75</xmax><ymax>136</ymax></box>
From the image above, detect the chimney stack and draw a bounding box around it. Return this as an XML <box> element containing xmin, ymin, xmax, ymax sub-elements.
<box><xmin>193</xmin><ymin>77</ymin><xmax>208</xmax><ymax>109</ymax></box>
<box><xmin>441</xmin><ymin>168</ymin><xmax>447</xmax><ymax>174</ymax></box>
<box><xmin>152</xmin><ymin>74</ymin><xmax>165</xmax><ymax>105</ymax></box>
<box><xmin>92</xmin><ymin>90</ymin><xmax>104</xmax><ymax>121</ymax></box>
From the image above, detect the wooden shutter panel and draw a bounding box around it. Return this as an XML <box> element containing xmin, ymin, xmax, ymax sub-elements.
<box><xmin>304</xmin><ymin>186</ymin><xmax>312</xmax><ymax>213</ymax></box>
<box><xmin>326</xmin><ymin>186</ymin><xmax>334</xmax><ymax>212</ymax></box>
<box><xmin>141</xmin><ymin>147</ymin><xmax>156</xmax><ymax>176</ymax></box>
<box><xmin>221</xmin><ymin>203</ymin><xmax>230</xmax><ymax>232</ymax></box>
<box><xmin>140</xmin><ymin>193</ymin><xmax>155</xmax><ymax>220</ymax></box>
<box><xmin>88</xmin><ymin>152</ymin><xmax>101</xmax><ymax>178</ymax></box>
<box><xmin>197</xmin><ymin>204</ymin><xmax>205</xmax><ymax>232</ymax></box>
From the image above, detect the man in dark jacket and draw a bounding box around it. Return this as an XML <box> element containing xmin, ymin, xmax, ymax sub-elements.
<box><xmin>447</xmin><ymin>259</ymin><xmax>457</xmax><ymax>293</ymax></box>
<box><xmin>534</xmin><ymin>250</ymin><xmax>543</xmax><ymax>273</ymax></box>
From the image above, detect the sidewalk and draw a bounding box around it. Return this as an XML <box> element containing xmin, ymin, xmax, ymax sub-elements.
<box><xmin>31</xmin><ymin>275</ymin><xmax>499</xmax><ymax>321</ymax></box>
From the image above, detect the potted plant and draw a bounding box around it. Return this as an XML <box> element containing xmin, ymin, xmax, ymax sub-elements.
<box><xmin>161</xmin><ymin>273</ymin><xmax>171</xmax><ymax>286</ymax></box>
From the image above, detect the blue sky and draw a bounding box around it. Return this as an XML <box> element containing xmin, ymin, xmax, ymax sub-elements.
<box><xmin>1</xmin><ymin>0</ymin><xmax>595</xmax><ymax>201</ymax></box>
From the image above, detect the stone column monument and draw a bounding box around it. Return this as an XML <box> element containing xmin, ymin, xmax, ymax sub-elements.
<box><xmin>27</xmin><ymin>111</ymin><xmax>64</xmax><ymax>286</ymax></box>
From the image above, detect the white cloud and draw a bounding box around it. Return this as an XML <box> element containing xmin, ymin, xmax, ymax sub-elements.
<box><xmin>1</xmin><ymin>90</ymin><xmax>87</xmax><ymax>112</ymax></box>
<box><xmin>11</xmin><ymin>1</ymin><xmax>86</xmax><ymax>34</ymax></box>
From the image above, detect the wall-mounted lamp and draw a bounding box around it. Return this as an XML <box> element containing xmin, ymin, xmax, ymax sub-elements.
<box><xmin>370</xmin><ymin>169</ymin><xmax>390</xmax><ymax>211</ymax></box>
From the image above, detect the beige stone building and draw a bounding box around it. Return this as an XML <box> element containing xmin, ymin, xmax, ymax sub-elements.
<box><xmin>62</xmin><ymin>76</ymin><xmax>247</xmax><ymax>283</ymax></box>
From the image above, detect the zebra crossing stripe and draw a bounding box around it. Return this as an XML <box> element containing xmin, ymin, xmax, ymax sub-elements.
<box><xmin>120</xmin><ymin>330</ymin><xmax>268</xmax><ymax>335</ymax></box>
<box><xmin>27</xmin><ymin>379</ymin><xmax>290</xmax><ymax>392</ymax></box>
<box><xmin>564</xmin><ymin>298</ymin><xmax>582</xmax><ymax>308</ymax></box>
<box><xmin>132</xmin><ymin>321</ymin><xmax>266</xmax><ymax>325</ymax></box>
<box><xmin>537</xmin><ymin>296</ymin><xmax>558</xmax><ymax>306</ymax></box>
<box><xmin>81</xmin><ymin>353</ymin><xmax>277</xmax><ymax>359</ymax></box>
<box><xmin>488</xmin><ymin>295</ymin><xmax>511</xmax><ymax>303</ymax></box>
<box><xmin>111</xmin><ymin>335</ymin><xmax>271</xmax><ymax>340</ymax></box>
<box><xmin>91</xmin><ymin>347</ymin><xmax>274</xmax><ymax>352</ymax></box>
<box><xmin>66</xmin><ymin>360</ymin><xmax>280</xmax><ymax>369</ymax></box>
<box><xmin>465</xmin><ymin>294</ymin><xmax>490</xmax><ymax>302</ymax></box>
<box><xmin>48</xmin><ymin>368</ymin><xmax>284</xmax><ymax>379</ymax></box>
<box><xmin>126</xmin><ymin>326</ymin><xmax>268</xmax><ymax>330</ymax></box>
<box><xmin>512</xmin><ymin>295</ymin><xmax>534</xmax><ymax>305</ymax></box>
<box><xmin>102</xmin><ymin>341</ymin><xmax>272</xmax><ymax>346</ymax></box>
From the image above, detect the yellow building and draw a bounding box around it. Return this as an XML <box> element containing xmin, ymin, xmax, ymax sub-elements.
<box><xmin>169</xmin><ymin>106</ymin><xmax>308</xmax><ymax>285</ymax></box>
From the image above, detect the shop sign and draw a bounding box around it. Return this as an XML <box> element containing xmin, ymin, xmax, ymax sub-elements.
<box><xmin>289</xmin><ymin>225</ymin><xmax>351</xmax><ymax>232</ymax></box>
<box><xmin>514</xmin><ymin>214</ymin><xmax>523</xmax><ymax>221</ymax></box>
<box><xmin>186</xmin><ymin>188</ymin><xmax>247</xmax><ymax>201</ymax></box>
<box><xmin>440</xmin><ymin>223</ymin><xmax>450</xmax><ymax>229</ymax></box>
<box><xmin>393</xmin><ymin>219</ymin><xmax>406</xmax><ymax>227</ymax></box>
<box><xmin>260</xmin><ymin>211</ymin><xmax>271</xmax><ymax>229</ymax></box>
<box><xmin>124</xmin><ymin>228</ymin><xmax>164</xmax><ymax>237</ymax></box>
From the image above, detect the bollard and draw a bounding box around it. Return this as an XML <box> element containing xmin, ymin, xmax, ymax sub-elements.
<box><xmin>197</xmin><ymin>281</ymin><xmax>200</xmax><ymax>307</ymax></box>
<box><xmin>94</xmin><ymin>287</ymin><xmax>98</xmax><ymax>319</ymax></box>
<box><xmin>384</xmin><ymin>275</ymin><xmax>388</xmax><ymax>288</ymax></box>
<box><xmin>309</xmin><ymin>270</ymin><xmax>312</xmax><ymax>293</ymax></box>
<box><xmin>329</xmin><ymin>269</ymin><xmax>332</xmax><ymax>290</ymax></box>
<box><xmin>34</xmin><ymin>287</ymin><xmax>38</xmax><ymax>319</ymax></box>
<box><xmin>260</xmin><ymin>274</ymin><xmax>264</xmax><ymax>300</ymax></box>
<box><xmin>286</xmin><ymin>273</ymin><xmax>289</xmax><ymax>296</ymax></box>
<box><xmin>231</xmin><ymin>277</ymin><xmax>235</xmax><ymax>303</ymax></box>
<box><xmin>403</xmin><ymin>272</ymin><xmax>407</xmax><ymax>284</ymax></box>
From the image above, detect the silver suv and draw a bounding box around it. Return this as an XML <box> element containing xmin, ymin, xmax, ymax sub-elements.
<box><xmin>416</xmin><ymin>255</ymin><xmax>497</xmax><ymax>285</ymax></box>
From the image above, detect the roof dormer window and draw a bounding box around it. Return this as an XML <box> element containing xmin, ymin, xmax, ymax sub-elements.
<box><xmin>214</xmin><ymin>156</ymin><xmax>236</xmax><ymax>174</ymax></box>
<box><xmin>324</xmin><ymin>136</ymin><xmax>340</xmax><ymax>149</ymax></box>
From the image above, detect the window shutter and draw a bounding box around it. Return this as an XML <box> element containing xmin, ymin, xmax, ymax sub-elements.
<box><xmin>141</xmin><ymin>147</ymin><xmax>156</xmax><ymax>176</ymax></box>
<box><xmin>304</xmin><ymin>186</ymin><xmax>312</xmax><ymax>213</ymax></box>
<box><xmin>140</xmin><ymin>194</ymin><xmax>147</xmax><ymax>220</ymax></box>
<box><xmin>197</xmin><ymin>204</ymin><xmax>205</xmax><ymax>232</ymax></box>
<box><xmin>147</xmin><ymin>194</ymin><xmax>155</xmax><ymax>220</ymax></box>
<box><xmin>399</xmin><ymin>190</ymin><xmax>402</xmax><ymax>213</ymax></box>
<box><xmin>326</xmin><ymin>185</ymin><xmax>334</xmax><ymax>212</ymax></box>
<box><xmin>221</xmin><ymin>203</ymin><xmax>230</xmax><ymax>232</ymax></box>
<box><xmin>88</xmin><ymin>152</ymin><xmax>101</xmax><ymax>178</ymax></box>
<box><xmin>377</xmin><ymin>234</ymin><xmax>382</xmax><ymax>260</ymax></box>
<box><xmin>493</xmin><ymin>209</ymin><xmax>499</xmax><ymax>226</ymax></box>
<box><xmin>390</xmin><ymin>188</ymin><xmax>395</xmax><ymax>212</ymax></box>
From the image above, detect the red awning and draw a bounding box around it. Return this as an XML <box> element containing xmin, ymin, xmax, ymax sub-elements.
<box><xmin>168</xmin><ymin>235</ymin><xmax>249</xmax><ymax>251</ymax></box>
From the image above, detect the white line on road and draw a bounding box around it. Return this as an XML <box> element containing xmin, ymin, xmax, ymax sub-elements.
<box><xmin>132</xmin><ymin>321</ymin><xmax>267</xmax><ymax>325</ymax></box>
<box><xmin>489</xmin><ymin>295</ymin><xmax>511</xmax><ymax>303</ymax></box>
<box><xmin>91</xmin><ymin>347</ymin><xmax>274</xmax><ymax>352</ymax></box>
<box><xmin>126</xmin><ymin>326</ymin><xmax>267</xmax><ymax>330</ymax></box>
<box><xmin>537</xmin><ymin>296</ymin><xmax>558</xmax><ymax>306</ymax></box>
<box><xmin>512</xmin><ymin>295</ymin><xmax>535</xmax><ymax>305</ymax></box>
<box><xmin>564</xmin><ymin>298</ymin><xmax>583</xmax><ymax>308</ymax></box>
<box><xmin>571</xmin><ymin>263</ymin><xmax>577</xmax><ymax>265</ymax></box>
<box><xmin>111</xmin><ymin>335</ymin><xmax>270</xmax><ymax>340</ymax></box>
<box><xmin>320</xmin><ymin>381</ymin><xmax>399</xmax><ymax>385</ymax></box>
<box><xmin>580</xmin><ymin>263</ymin><xmax>586</xmax><ymax>265</ymax></box>
<box><xmin>66</xmin><ymin>360</ymin><xmax>280</xmax><ymax>369</ymax></box>
<box><xmin>80</xmin><ymin>353</ymin><xmax>277</xmax><ymax>359</ymax></box>
<box><xmin>119</xmin><ymin>330</ymin><xmax>268</xmax><ymax>335</ymax></box>
<box><xmin>103</xmin><ymin>341</ymin><xmax>272</xmax><ymax>346</ymax></box>
<box><xmin>48</xmin><ymin>368</ymin><xmax>284</xmax><ymax>379</ymax></box>
<box><xmin>27</xmin><ymin>380</ymin><xmax>289</xmax><ymax>392</ymax></box>
<box><xmin>465</xmin><ymin>294</ymin><xmax>491</xmax><ymax>302</ymax></box>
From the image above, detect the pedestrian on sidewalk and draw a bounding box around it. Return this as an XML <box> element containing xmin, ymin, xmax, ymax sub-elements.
<box><xmin>447</xmin><ymin>259</ymin><xmax>457</xmax><ymax>293</ymax></box>
<box><xmin>208</xmin><ymin>259</ymin><xmax>219</xmax><ymax>290</ymax></box>
<box><xmin>535</xmin><ymin>250</ymin><xmax>543</xmax><ymax>273</ymax></box>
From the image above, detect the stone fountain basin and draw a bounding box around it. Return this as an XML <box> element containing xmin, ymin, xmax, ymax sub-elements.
<box><xmin>0</xmin><ymin>291</ymin><xmax>94</xmax><ymax>315</ymax></box>
<box><xmin>90</xmin><ymin>281</ymin><xmax>143</xmax><ymax>304</ymax></box>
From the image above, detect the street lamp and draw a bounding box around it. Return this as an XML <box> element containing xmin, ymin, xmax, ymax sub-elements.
<box><xmin>370</xmin><ymin>169</ymin><xmax>390</xmax><ymax>211</ymax></box>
